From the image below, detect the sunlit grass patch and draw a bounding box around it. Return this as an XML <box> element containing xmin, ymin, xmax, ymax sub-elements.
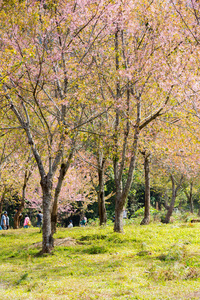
<box><xmin>1</xmin><ymin>223</ymin><xmax>200</xmax><ymax>299</ymax></box>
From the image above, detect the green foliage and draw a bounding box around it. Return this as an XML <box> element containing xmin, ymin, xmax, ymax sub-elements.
<box><xmin>85</xmin><ymin>245</ymin><xmax>108</xmax><ymax>254</ymax></box>
<box><xmin>134</xmin><ymin>206</ymin><xmax>160</xmax><ymax>218</ymax></box>
<box><xmin>158</xmin><ymin>243</ymin><xmax>187</xmax><ymax>261</ymax></box>
<box><xmin>79</xmin><ymin>233</ymin><xmax>108</xmax><ymax>241</ymax></box>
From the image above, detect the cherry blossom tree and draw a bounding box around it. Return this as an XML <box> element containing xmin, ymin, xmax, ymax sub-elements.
<box><xmin>85</xmin><ymin>0</ymin><xmax>182</xmax><ymax>232</ymax></box>
<box><xmin>0</xmin><ymin>0</ymin><xmax>111</xmax><ymax>252</ymax></box>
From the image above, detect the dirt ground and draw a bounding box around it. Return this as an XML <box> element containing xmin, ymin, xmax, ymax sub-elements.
<box><xmin>31</xmin><ymin>237</ymin><xmax>76</xmax><ymax>248</ymax></box>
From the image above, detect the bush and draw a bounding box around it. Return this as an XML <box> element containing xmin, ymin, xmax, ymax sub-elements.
<box><xmin>158</xmin><ymin>243</ymin><xmax>186</xmax><ymax>261</ymax></box>
<box><xmin>85</xmin><ymin>245</ymin><xmax>108</xmax><ymax>254</ymax></box>
<box><xmin>134</xmin><ymin>207</ymin><xmax>161</xmax><ymax>219</ymax></box>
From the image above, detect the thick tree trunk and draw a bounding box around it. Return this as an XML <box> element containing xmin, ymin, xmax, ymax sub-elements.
<box><xmin>14</xmin><ymin>211</ymin><xmax>21</xmax><ymax>229</ymax></box>
<box><xmin>97</xmin><ymin>153</ymin><xmax>107</xmax><ymax>226</ymax></box>
<box><xmin>41</xmin><ymin>177</ymin><xmax>54</xmax><ymax>253</ymax></box>
<box><xmin>163</xmin><ymin>174</ymin><xmax>183</xmax><ymax>224</ymax></box>
<box><xmin>141</xmin><ymin>151</ymin><xmax>151</xmax><ymax>225</ymax></box>
<box><xmin>114</xmin><ymin>192</ymin><xmax>124</xmax><ymax>232</ymax></box>
<box><xmin>98</xmin><ymin>193</ymin><xmax>107</xmax><ymax>225</ymax></box>
<box><xmin>164</xmin><ymin>194</ymin><xmax>176</xmax><ymax>224</ymax></box>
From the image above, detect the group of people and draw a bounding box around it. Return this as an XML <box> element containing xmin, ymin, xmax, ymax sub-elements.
<box><xmin>0</xmin><ymin>210</ymin><xmax>43</xmax><ymax>230</ymax></box>
<box><xmin>67</xmin><ymin>216</ymin><xmax>87</xmax><ymax>228</ymax></box>
<box><xmin>23</xmin><ymin>211</ymin><xmax>43</xmax><ymax>228</ymax></box>
<box><xmin>0</xmin><ymin>210</ymin><xmax>88</xmax><ymax>229</ymax></box>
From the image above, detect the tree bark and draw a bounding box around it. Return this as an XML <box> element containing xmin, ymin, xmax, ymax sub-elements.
<box><xmin>189</xmin><ymin>181</ymin><xmax>194</xmax><ymax>214</ymax></box>
<box><xmin>0</xmin><ymin>188</ymin><xmax>6</xmax><ymax>216</ymax></box>
<box><xmin>97</xmin><ymin>152</ymin><xmax>107</xmax><ymax>225</ymax></box>
<box><xmin>0</xmin><ymin>199</ymin><xmax>3</xmax><ymax>216</ymax></box>
<box><xmin>41</xmin><ymin>176</ymin><xmax>54</xmax><ymax>253</ymax></box>
<box><xmin>163</xmin><ymin>174</ymin><xmax>183</xmax><ymax>224</ymax></box>
<box><xmin>140</xmin><ymin>151</ymin><xmax>151</xmax><ymax>225</ymax></box>
<box><xmin>51</xmin><ymin>150</ymin><xmax>74</xmax><ymax>235</ymax></box>
<box><xmin>14</xmin><ymin>170</ymin><xmax>31</xmax><ymax>229</ymax></box>
<box><xmin>113</xmin><ymin>119</ymin><xmax>140</xmax><ymax>232</ymax></box>
<box><xmin>184</xmin><ymin>181</ymin><xmax>194</xmax><ymax>214</ymax></box>
<box><xmin>198</xmin><ymin>206</ymin><xmax>200</xmax><ymax>217</ymax></box>
<box><xmin>163</xmin><ymin>200</ymin><xmax>170</xmax><ymax>210</ymax></box>
<box><xmin>114</xmin><ymin>190</ymin><xmax>124</xmax><ymax>232</ymax></box>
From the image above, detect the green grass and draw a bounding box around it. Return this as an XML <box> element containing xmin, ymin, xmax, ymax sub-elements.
<box><xmin>1</xmin><ymin>223</ymin><xmax>200</xmax><ymax>299</ymax></box>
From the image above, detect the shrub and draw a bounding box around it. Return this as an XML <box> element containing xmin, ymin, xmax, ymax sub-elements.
<box><xmin>158</xmin><ymin>243</ymin><xmax>187</xmax><ymax>262</ymax></box>
<box><xmin>134</xmin><ymin>207</ymin><xmax>161</xmax><ymax>219</ymax></box>
<box><xmin>85</xmin><ymin>245</ymin><xmax>108</xmax><ymax>254</ymax></box>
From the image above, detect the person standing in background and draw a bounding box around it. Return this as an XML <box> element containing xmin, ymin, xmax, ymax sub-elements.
<box><xmin>68</xmin><ymin>220</ymin><xmax>73</xmax><ymax>228</ymax></box>
<box><xmin>23</xmin><ymin>215</ymin><xmax>31</xmax><ymax>228</ymax></box>
<box><xmin>36</xmin><ymin>210</ymin><xmax>43</xmax><ymax>228</ymax></box>
<box><xmin>6</xmin><ymin>212</ymin><xmax>9</xmax><ymax>229</ymax></box>
<box><xmin>1</xmin><ymin>211</ymin><xmax>8</xmax><ymax>230</ymax></box>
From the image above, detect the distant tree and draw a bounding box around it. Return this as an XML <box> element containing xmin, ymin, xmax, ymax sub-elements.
<box><xmin>140</xmin><ymin>150</ymin><xmax>151</xmax><ymax>225</ymax></box>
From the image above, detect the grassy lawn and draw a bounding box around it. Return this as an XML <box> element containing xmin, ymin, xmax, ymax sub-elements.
<box><xmin>1</xmin><ymin>222</ymin><xmax>200</xmax><ymax>299</ymax></box>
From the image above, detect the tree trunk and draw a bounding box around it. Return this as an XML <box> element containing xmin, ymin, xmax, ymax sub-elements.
<box><xmin>198</xmin><ymin>205</ymin><xmax>200</xmax><ymax>217</ymax></box>
<box><xmin>141</xmin><ymin>151</ymin><xmax>151</xmax><ymax>225</ymax></box>
<box><xmin>163</xmin><ymin>174</ymin><xmax>183</xmax><ymax>224</ymax></box>
<box><xmin>41</xmin><ymin>176</ymin><xmax>54</xmax><ymax>253</ymax></box>
<box><xmin>164</xmin><ymin>191</ymin><xmax>175</xmax><ymax>224</ymax></box>
<box><xmin>184</xmin><ymin>181</ymin><xmax>194</xmax><ymax>214</ymax></box>
<box><xmin>189</xmin><ymin>182</ymin><xmax>194</xmax><ymax>214</ymax></box>
<box><xmin>163</xmin><ymin>200</ymin><xmax>170</xmax><ymax>210</ymax></box>
<box><xmin>114</xmin><ymin>191</ymin><xmax>124</xmax><ymax>232</ymax></box>
<box><xmin>14</xmin><ymin>170</ymin><xmax>31</xmax><ymax>229</ymax></box>
<box><xmin>51</xmin><ymin>151</ymin><xmax>73</xmax><ymax>235</ymax></box>
<box><xmin>112</xmin><ymin>28</ymin><xmax>141</xmax><ymax>232</ymax></box>
<box><xmin>0</xmin><ymin>200</ymin><xmax>2</xmax><ymax>216</ymax></box>
<box><xmin>98</xmin><ymin>181</ymin><xmax>107</xmax><ymax>226</ymax></box>
<box><xmin>178</xmin><ymin>198</ymin><xmax>182</xmax><ymax>210</ymax></box>
<box><xmin>14</xmin><ymin>211</ymin><xmax>21</xmax><ymax>229</ymax></box>
<box><xmin>0</xmin><ymin>188</ymin><xmax>6</xmax><ymax>215</ymax></box>
<box><xmin>97</xmin><ymin>153</ymin><xmax>107</xmax><ymax>226</ymax></box>
<box><xmin>51</xmin><ymin>203</ymin><xmax>58</xmax><ymax>236</ymax></box>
